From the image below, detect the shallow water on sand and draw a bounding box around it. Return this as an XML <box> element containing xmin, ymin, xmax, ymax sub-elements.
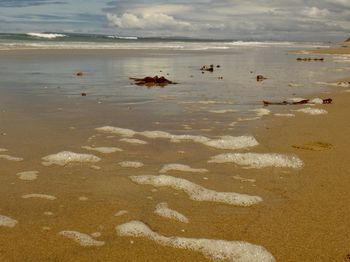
<box><xmin>0</xmin><ymin>47</ymin><xmax>348</xmax><ymax>261</ymax></box>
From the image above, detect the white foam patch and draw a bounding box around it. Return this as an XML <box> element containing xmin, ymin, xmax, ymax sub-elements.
<box><xmin>0</xmin><ymin>155</ymin><xmax>23</xmax><ymax>161</ymax></box>
<box><xmin>119</xmin><ymin>138</ymin><xmax>148</xmax><ymax>145</ymax></box>
<box><xmin>59</xmin><ymin>231</ymin><xmax>105</xmax><ymax>247</ymax></box>
<box><xmin>209</xmin><ymin>153</ymin><xmax>303</xmax><ymax>169</ymax></box>
<box><xmin>130</xmin><ymin>175</ymin><xmax>262</xmax><ymax>206</ymax></box>
<box><xmin>251</xmin><ymin>108</ymin><xmax>271</xmax><ymax>117</ymax></box>
<box><xmin>209</xmin><ymin>109</ymin><xmax>236</xmax><ymax>114</ymax></box>
<box><xmin>115</xmin><ymin>210</ymin><xmax>128</xmax><ymax>217</ymax></box>
<box><xmin>288</xmin><ymin>97</ymin><xmax>307</xmax><ymax>103</ymax></box>
<box><xmin>96</xmin><ymin>126</ymin><xmax>258</xmax><ymax>150</ymax></box>
<box><xmin>95</xmin><ymin>126</ymin><xmax>136</xmax><ymax>137</ymax></box>
<box><xmin>42</xmin><ymin>151</ymin><xmax>101</xmax><ymax>166</ymax></box>
<box><xmin>91</xmin><ymin>232</ymin><xmax>102</xmax><ymax>238</ymax></box>
<box><xmin>91</xmin><ymin>165</ymin><xmax>101</xmax><ymax>170</ymax></box>
<box><xmin>155</xmin><ymin>202</ymin><xmax>189</xmax><ymax>223</ymax></box>
<box><xmin>22</xmin><ymin>194</ymin><xmax>57</xmax><ymax>200</ymax></box>
<box><xmin>288</xmin><ymin>82</ymin><xmax>302</xmax><ymax>87</ymax></box>
<box><xmin>16</xmin><ymin>171</ymin><xmax>39</xmax><ymax>181</ymax></box>
<box><xmin>309</xmin><ymin>98</ymin><xmax>324</xmax><ymax>104</ymax></box>
<box><xmin>0</xmin><ymin>148</ymin><xmax>8</xmax><ymax>152</ymax></box>
<box><xmin>0</xmin><ymin>215</ymin><xmax>18</xmax><ymax>228</ymax></box>
<box><xmin>274</xmin><ymin>113</ymin><xmax>295</xmax><ymax>117</ymax></box>
<box><xmin>79</xmin><ymin>196</ymin><xmax>88</xmax><ymax>201</ymax></box>
<box><xmin>295</xmin><ymin>108</ymin><xmax>328</xmax><ymax>115</ymax></box>
<box><xmin>119</xmin><ymin>161</ymin><xmax>144</xmax><ymax>168</ymax></box>
<box><xmin>316</xmin><ymin>81</ymin><xmax>350</xmax><ymax>88</ymax></box>
<box><xmin>82</xmin><ymin>146</ymin><xmax>122</xmax><ymax>153</ymax></box>
<box><xmin>232</xmin><ymin>176</ymin><xmax>256</xmax><ymax>183</ymax></box>
<box><xmin>116</xmin><ymin>221</ymin><xmax>275</xmax><ymax>262</ymax></box>
<box><xmin>238</xmin><ymin>117</ymin><xmax>261</xmax><ymax>121</ymax></box>
<box><xmin>159</xmin><ymin>164</ymin><xmax>208</xmax><ymax>174</ymax></box>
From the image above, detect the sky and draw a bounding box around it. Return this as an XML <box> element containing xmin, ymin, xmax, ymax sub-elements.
<box><xmin>0</xmin><ymin>0</ymin><xmax>349</xmax><ymax>41</ymax></box>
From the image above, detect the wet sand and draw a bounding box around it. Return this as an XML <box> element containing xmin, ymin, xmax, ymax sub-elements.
<box><xmin>311</xmin><ymin>44</ymin><xmax>350</xmax><ymax>55</ymax></box>
<box><xmin>0</xmin><ymin>48</ymin><xmax>350</xmax><ymax>261</ymax></box>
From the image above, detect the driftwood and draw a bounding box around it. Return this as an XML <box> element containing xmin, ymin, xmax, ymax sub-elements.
<box><xmin>263</xmin><ymin>98</ymin><xmax>332</xmax><ymax>106</ymax></box>
<box><xmin>296</xmin><ymin>58</ymin><xmax>324</xmax><ymax>62</ymax></box>
<box><xmin>129</xmin><ymin>76</ymin><xmax>177</xmax><ymax>87</ymax></box>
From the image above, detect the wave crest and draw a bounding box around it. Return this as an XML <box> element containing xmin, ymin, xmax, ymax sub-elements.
<box><xmin>26</xmin><ymin>33</ymin><xmax>67</xmax><ymax>39</ymax></box>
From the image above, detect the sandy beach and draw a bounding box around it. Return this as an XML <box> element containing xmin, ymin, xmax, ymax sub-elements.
<box><xmin>0</xmin><ymin>44</ymin><xmax>349</xmax><ymax>262</ymax></box>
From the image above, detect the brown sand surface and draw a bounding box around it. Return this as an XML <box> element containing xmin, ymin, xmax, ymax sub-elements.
<box><xmin>252</xmin><ymin>89</ymin><xmax>350</xmax><ymax>261</ymax></box>
<box><xmin>1</xmin><ymin>48</ymin><xmax>350</xmax><ymax>261</ymax></box>
<box><xmin>311</xmin><ymin>44</ymin><xmax>350</xmax><ymax>54</ymax></box>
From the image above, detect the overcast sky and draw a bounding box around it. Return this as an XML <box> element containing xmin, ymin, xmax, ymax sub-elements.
<box><xmin>0</xmin><ymin>0</ymin><xmax>349</xmax><ymax>41</ymax></box>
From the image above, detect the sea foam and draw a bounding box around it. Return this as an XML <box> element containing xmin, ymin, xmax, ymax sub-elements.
<box><xmin>116</xmin><ymin>221</ymin><xmax>275</xmax><ymax>262</ymax></box>
<box><xmin>95</xmin><ymin>126</ymin><xmax>136</xmax><ymax>137</ymax></box>
<box><xmin>96</xmin><ymin>126</ymin><xmax>258</xmax><ymax>150</ymax></box>
<box><xmin>119</xmin><ymin>138</ymin><xmax>148</xmax><ymax>145</ymax></box>
<box><xmin>130</xmin><ymin>175</ymin><xmax>262</xmax><ymax>206</ymax></box>
<box><xmin>42</xmin><ymin>151</ymin><xmax>101</xmax><ymax>166</ymax></box>
<box><xmin>159</xmin><ymin>164</ymin><xmax>208</xmax><ymax>174</ymax></box>
<box><xmin>209</xmin><ymin>153</ymin><xmax>303</xmax><ymax>169</ymax></box>
<box><xmin>252</xmin><ymin>108</ymin><xmax>271</xmax><ymax>117</ymax></box>
<box><xmin>27</xmin><ymin>33</ymin><xmax>66</xmax><ymax>39</ymax></box>
<box><xmin>155</xmin><ymin>202</ymin><xmax>189</xmax><ymax>223</ymax></box>
<box><xmin>209</xmin><ymin>109</ymin><xmax>236</xmax><ymax>114</ymax></box>
<box><xmin>59</xmin><ymin>231</ymin><xmax>105</xmax><ymax>247</ymax></box>
<box><xmin>119</xmin><ymin>161</ymin><xmax>144</xmax><ymax>168</ymax></box>
<box><xmin>16</xmin><ymin>171</ymin><xmax>39</xmax><ymax>181</ymax></box>
<box><xmin>0</xmin><ymin>215</ymin><xmax>18</xmax><ymax>228</ymax></box>
<box><xmin>0</xmin><ymin>155</ymin><xmax>23</xmax><ymax>161</ymax></box>
<box><xmin>22</xmin><ymin>194</ymin><xmax>57</xmax><ymax>200</ymax></box>
<box><xmin>295</xmin><ymin>108</ymin><xmax>328</xmax><ymax>115</ymax></box>
<box><xmin>82</xmin><ymin>146</ymin><xmax>123</xmax><ymax>153</ymax></box>
<box><xmin>274</xmin><ymin>113</ymin><xmax>295</xmax><ymax>117</ymax></box>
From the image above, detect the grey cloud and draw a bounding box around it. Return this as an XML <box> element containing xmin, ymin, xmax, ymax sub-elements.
<box><xmin>0</xmin><ymin>0</ymin><xmax>66</xmax><ymax>8</ymax></box>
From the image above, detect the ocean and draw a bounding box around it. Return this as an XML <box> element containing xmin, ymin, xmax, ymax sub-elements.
<box><xmin>0</xmin><ymin>32</ymin><xmax>328</xmax><ymax>50</ymax></box>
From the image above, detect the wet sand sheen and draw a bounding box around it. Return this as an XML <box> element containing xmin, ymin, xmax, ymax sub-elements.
<box><xmin>0</xmin><ymin>47</ymin><xmax>349</xmax><ymax>261</ymax></box>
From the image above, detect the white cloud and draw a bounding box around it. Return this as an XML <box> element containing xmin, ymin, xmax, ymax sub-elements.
<box><xmin>302</xmin><ymin>7</ymin><xmax>330</xmax><ymax>18</ymax></box>
<box><xmin>107</xmin><ymin>12</ymin><xmax>192</xmax><ymax>30</ymax></box>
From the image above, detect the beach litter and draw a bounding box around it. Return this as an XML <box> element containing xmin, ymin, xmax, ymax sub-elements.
<box><xmin>296</xmin><ymin>57</ymin><xmax>324</xmax><ymax>62</ymax></box>
<box><xmin>130</xmin><ymin>76</ymin><xmax>177</xmax><ymax>87</ymax></box>
<box><xmin>256</xmin><ymin>75</ymin><xmax>267</xmax><ymax>82</ymax></box>
<box><xmin>263</xmin><ymin>98</ymin><xmax>332</xmax><ymax>106</ymax></box>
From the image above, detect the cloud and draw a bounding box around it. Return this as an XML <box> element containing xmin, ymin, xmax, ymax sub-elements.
<box><xmin>0</xmin><ymin>0</ymin><xmax>65</xmax><ymax>8</ymax></box>
<box><xmin>106</xmin><ymin>12</ymin><xmax>192</xmax><ymax>30</ymax></box>
<box><xmin>302</xmin><ymin>7</ymin><xmax>330</xmax><ymax>18</ymax></box>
